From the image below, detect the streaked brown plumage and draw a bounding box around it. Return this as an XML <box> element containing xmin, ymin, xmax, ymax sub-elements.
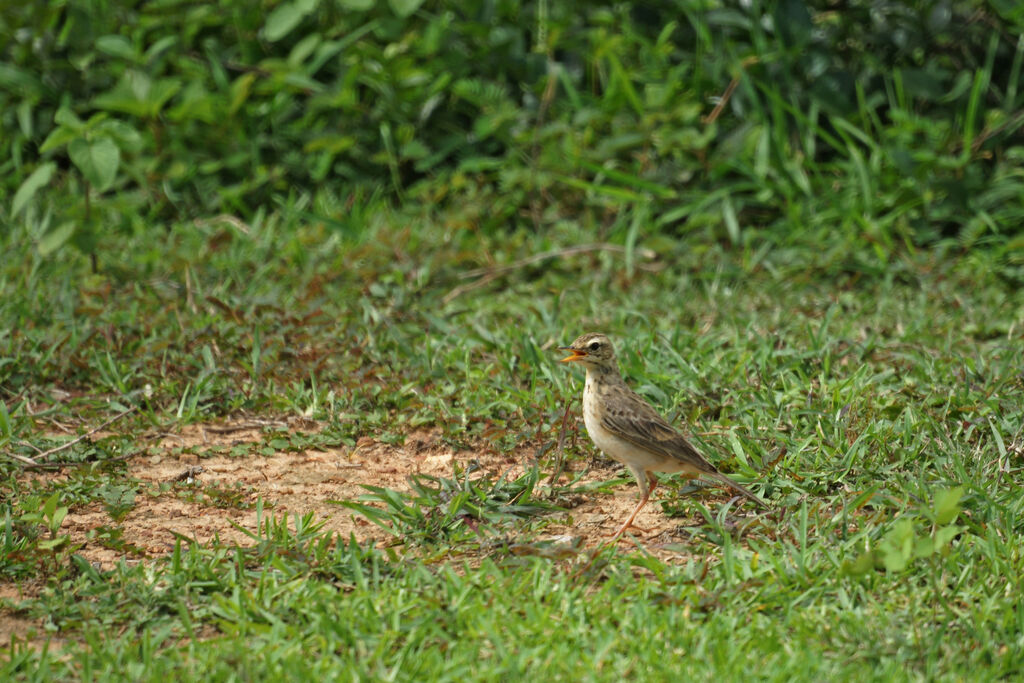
<box><xmin>559</xmin><ymin>332</ymin><xmax>767</xmax><ymax>537</ymax></box>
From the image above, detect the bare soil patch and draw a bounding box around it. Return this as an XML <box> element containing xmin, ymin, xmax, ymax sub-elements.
<box><xmin>16</xmin><ymin>419</ymin><xmax>766</xmax><ymax>570</ymax></box>
<box><xmin>2</xmin><ymin>418</ymin><xmax>772</xmax><ymax>653</ymax></box>
<box><xmin>2</xmin><ymin>419</ymin><xmax>769</xmax><ymax>644</ymax></box>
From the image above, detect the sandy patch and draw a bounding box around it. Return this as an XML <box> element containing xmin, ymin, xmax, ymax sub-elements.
<box><xmin>1</xmin><ymin>417</ymin><xmax>769</xmax><ymax>651</ymax></box>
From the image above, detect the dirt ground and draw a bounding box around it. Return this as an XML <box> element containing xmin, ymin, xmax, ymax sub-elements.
<box><xmin>26</xmin><ymin>420</ymin><xmax>767</xmax><ymax>570</ymax></box>
<box><xmin>1</xmin><ymin>418</ymin><xmax>769</xmax><ymax>649</ymax></box>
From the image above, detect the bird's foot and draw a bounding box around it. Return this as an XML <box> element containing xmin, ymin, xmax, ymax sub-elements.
<box><xmin>609</xmin><ymin>520</ymin><xmax>652</xmax><ymax>540</ymax></box>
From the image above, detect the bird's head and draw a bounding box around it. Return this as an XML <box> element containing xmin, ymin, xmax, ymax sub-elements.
<box><xmin>558</xmin><ymin>332</ymin><xmax>616</xmax><ymax>369</ymax></box>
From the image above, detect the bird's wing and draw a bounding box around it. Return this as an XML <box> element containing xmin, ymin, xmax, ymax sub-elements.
<box><xmin>600</xmin><ymin>389</ymin><xmax>718</xmax><ymax>474</ymax></box>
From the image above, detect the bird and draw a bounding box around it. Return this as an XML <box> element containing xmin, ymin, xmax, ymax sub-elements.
<box><xmin>558</xmin><ymin>332</ymin><xmax>768</xmax><ymax>538</ymax></box>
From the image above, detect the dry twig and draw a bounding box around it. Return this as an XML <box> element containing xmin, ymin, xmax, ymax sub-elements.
<box><xmin>31</xmin><ymin>405</ymin><xmax>138</xmax><ymax>462</ymax></box>
<box><xmin>3</xmin><ymin>451</ymin><xmax>39</xmax><ymax>466</ymax></box>
<box><xmin>205</xmin><ymin>420</ymin><xmax>288</xmax><ymax>434</ymax></box>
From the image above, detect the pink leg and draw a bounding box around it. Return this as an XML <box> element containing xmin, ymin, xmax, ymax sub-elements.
<box><xmin>610</xmin><ymin>471</ymin><xmax>658</xmax><ymax>540</ymax></box>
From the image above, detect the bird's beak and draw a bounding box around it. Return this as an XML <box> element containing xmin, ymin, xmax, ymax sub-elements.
<box><xmin>558</xmin><ymin>346</ymin><xmax>587</xmax><ymax>363</ymax></box>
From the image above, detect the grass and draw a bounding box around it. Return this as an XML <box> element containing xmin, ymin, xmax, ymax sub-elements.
<box><xmin>2</xmin><ymin>206</ymin><xmax>1023</xmax><ymax>680</ymax></box>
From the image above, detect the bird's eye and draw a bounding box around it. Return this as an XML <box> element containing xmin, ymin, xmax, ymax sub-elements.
<box><xmin>589</xmin><ymin>341</ymin><xmax>600</xmax><ymax>351</ymax></box>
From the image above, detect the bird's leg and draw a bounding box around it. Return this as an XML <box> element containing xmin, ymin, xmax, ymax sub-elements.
<box><xmin>610</xmin><ymin>472</ymin><xmax>658</xmax><ymax>540</ymax></box>
<box><xmin>611</xmin><ymin>496</ymin><xmax>649</xmax><ymax>539</ymax></box>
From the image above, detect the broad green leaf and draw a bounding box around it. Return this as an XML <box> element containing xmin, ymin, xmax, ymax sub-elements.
<box><xmin>913</xmin><ymin>535</ymin><xmax>934</xmax><ymax>559</ymax></box>
<box><xmin>68</xmin><ymin>136</ymin><xmax>120</xmax><ymax>191</ymax></box>
<box><xmin>265</xmin><ymin>0</ymin><xmax>319</xmax><ymax>42</ymax></box>
<box><xmin>145</xmin><ymin>35</ymin><xmax>178</xmax><ymax>61</ymax></box>
<box><xmin>840</xmin><ymin>550</ymin><xmax>876</xmax><ymax>576</ymax></box>
<box><xmin>38</xmin><ymin>537</ymin><xmax>70</xmax><ymax>550</ymax></box>
<box><xmin>933</xmin><ymin>525</ymin><xmax>963</xmax><ymax>552</ymax></box>
<box><xmin>12</xmin><ymin>162</ymin><xmax>56</xmax><ymax>216</ymax></box>
<box><xmin>388</xmin><ymin>0</ymin><xmax>424</xmax><ymax>17</ymax></box>
<box><xmin>54</xmin><ymin>106</ymin><xmax>85</xmax><ymax>130</ymax></box>
<box><xmin>265</xmin><ymin>4</ymin><xmax>303</xmax><ymax>42</ymax></box>
<box><xmin>95</xmin><ymin>119</ymin><xmax>145</xmax><ymax>153</ymax></box>
<box><xmin>38</xmin><ymin>222</ymin><xmax>77</xmax><ymax>256</ymax></box>
<box><xmin>16</xmin><ymin>100</ymin><xmax>32</xmax><ymax>137</ymax></box>
<box><xmin>879</xmin><ymin>518</ymin><xmax>914</xmax><ymax>572</ymax></box>
<box><xmin>725</xmin><ymin>430</ymin><xmax>749</xmax><ymax>466</ymax></box>
<box><xmin>0</xmin><ymin>398</ymin><xmax>10</xmax><ymax>440</ymax></box>
<box><xmin>933</xmin><ymin>487</ymin><xmax>964</xmax><ymax>526</ymax></box>
<box><xmin>50</xmin><ymin>505</ymin><xmax>68</xmax><ymax>530</ymax></box>
<box><xmin>168</xmin><ymin>81</ymin><xmax>221</xmax><ymax>124</ymax></box>
<box><xmin>93</xmin><ymin>90</ymin><xmax>149</xmax><ymax>118</ymax></box>
<box><xmin>39</xmin><ymin>126</ymin><xmax>78</xmax><ymax>153</ymax></box>
<box><xmin>229</xmin><ymin>73</ymin><xmax>256</xmax><ymax>115</ymax></box>
<box><xmin>43</xmin><ymin>492</ymin><xmax>59</xmax><ymax>519</ymax></box>
<box><xmin>880</xmin><ymin>546</ymin><xmax>909</xmax><ymax>572</ymax></box>
<box><xmin>288</xmin><ymin>33</ymin><xmax>322</xmax><ymax>66</ymax></box>
<box><xmin>145</xmin><ymin>78</ymin><xmax>184</xmax><ymax>117</ymax></box>
<box><xmin>95</xmin><ymin>35</ymin><xmax>137</xmax><ymax>60</ymax></box>
<box><xmin>93</xmin><ymin>71</ymin><xmax>182</xmax><ymax>118</ymax></box>
<box><xmin>338</xmin><ymin>0</ymin><xmax>373</xmax><ymax>9</ymax></box>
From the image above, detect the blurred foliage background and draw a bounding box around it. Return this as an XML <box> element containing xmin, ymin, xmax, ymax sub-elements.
<box><xmin>2</xmin><ymin>0</ymin><xmax>1023</xmax><ymax>269</ymax></box>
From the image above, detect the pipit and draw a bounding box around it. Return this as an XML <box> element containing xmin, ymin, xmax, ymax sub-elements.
<box><xmin>558</xmin><ymin>333</ymin><xmax>768</xmax><ymax>538</ymax></box>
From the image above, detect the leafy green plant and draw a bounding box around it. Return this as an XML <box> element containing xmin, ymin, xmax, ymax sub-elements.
<box><xmin>175</xmin><ymin>480</ymin><xmax>258</xmax><ymax>510</ymax></box>
<box><xmin>20</xmin><ymin>493</ymin><xmax>70</xmax><ymax>550</ymax></box>
<box><xmin>19</xmin><ymin>108</ymin><xmax>145</xmax><ymax>262</ymax></box>
<box><xmin>4</xmin><ymin>0</ymin><xmax>1019</xmax><ymax>257</ymax></box>
<box><xmin>338</xmin><ymin>466</ymin><xmax>557</xmax><ymax>545</ymax></box>
<box><xmin>0</xmin><ymin>399</ymin><xmax>12</xmax><ymax>449</ymax></box>
<box><xmin>0</xmin><ymin>505</ymin><xmax>35</xmax><ymax>579</ymax></box>
<box><xmin>843</xmin><ymin>487</ymin><xmax>967</xmax><ymax>574</ymax></box>
<box><xmin>229</xmin><ymin>503</ymin><xmax>340</xmax><ymax>569</ymax></box>
<box><xmin>0</xmin><ymin>493</ymin><xmax>76</xmax><ymax>578</ymax></box>
<box><xmin>99</xmin><ymin>483</ymin><xmax>137</xmax><ymax>522</ymax></box>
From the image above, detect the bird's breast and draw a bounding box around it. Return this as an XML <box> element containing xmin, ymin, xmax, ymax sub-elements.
<box><xmin>581</xmin><ymin>371</ymin><xmax>700</xmax><ymax>474</ymax></box>
<box><xmin>582</xmin><ymin>374</ymin><xmax>636</xmax><ymax>463</ymax></box>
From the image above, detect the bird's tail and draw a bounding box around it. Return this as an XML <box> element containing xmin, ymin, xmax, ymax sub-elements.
<box><xmin>709</xmin><ymin>471</ymin><xmax>769</xmax><ymax>510</ymax></box>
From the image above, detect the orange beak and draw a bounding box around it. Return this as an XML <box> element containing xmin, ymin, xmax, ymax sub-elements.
<box><xmin>559</xmin><ymin>346</ymin><xmax>587</xmax><ymax>363</ymax></box>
